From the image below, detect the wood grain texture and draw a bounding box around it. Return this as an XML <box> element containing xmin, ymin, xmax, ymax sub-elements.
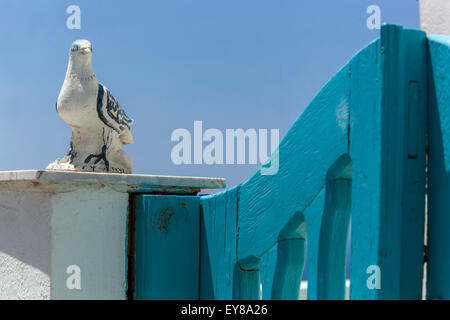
<box><xmin>198</xmin><ymin>25</ymin><xmax>427</xmax><ymax>300</ymax></box>
<box><xmin>350</xmin><ymin>25</ymin><xmax>427</xmax><ymax>299</ymax></box>
<box><xmin>237</xmin><ymin>60</ymin><xmax>351</xmax><ymax>263</ymax></box>
<box><xmin>133</xmin><ymin>25</ymin><xmax>430</xmax><ymax>300</ymax></box>
<box><xmin>134</xmin><ymin>195</ymin><xmax>200</xmax><ymax>300</ymax></box>
<box><xmin>317</xmin><ymin>176</ymin><xmax>352</xmax><ymax>299</ymax></box>
<box><xmin>199</xmin><ymin>186</ymin><xmax>239</xmax><ymax>299</ymax></box>
<box><xmin>236</xmin><ymin>39</ymin><xmax>356</xmax><ymax>300</ymax></box>
<box><xmin>426</xmin><ymin>34</ymin><xmax>450</xmax><ymax>300</ymax></box>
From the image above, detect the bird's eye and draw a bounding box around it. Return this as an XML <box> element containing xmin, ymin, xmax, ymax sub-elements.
<box><xmin>71</xmin><ymin>45</ymin><xmax>79</xmax><ymax>52</ymax></box>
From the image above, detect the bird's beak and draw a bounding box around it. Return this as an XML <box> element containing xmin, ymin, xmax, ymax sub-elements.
<box><xmin>81</xmin><ymin>47</ymin><xmax>92</xmax><ymax>54</ymax></box>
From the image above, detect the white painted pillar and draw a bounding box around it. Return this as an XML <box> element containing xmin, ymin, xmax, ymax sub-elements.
<box><xmin>0</xmin><ymin>170</ymin><xmax>224</xmax><ymax>299</ymax></box>
<box><xmin>420</xmin><ymin>0</ymin><xmax>450</xmax><ymax>34</ymax></box>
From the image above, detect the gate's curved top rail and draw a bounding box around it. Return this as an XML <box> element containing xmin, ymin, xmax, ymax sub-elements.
<box><xmin>200</xmin><ymin>24</ymin><xmax>429</xmax><ymax>300</ymax></box>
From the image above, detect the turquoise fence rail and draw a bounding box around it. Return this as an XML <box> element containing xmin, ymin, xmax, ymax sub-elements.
<box><xmin>426</xmin><ymin>34</ymin><xmax>450</xmax><ymax>300</ymax></box>
<box><xmin>133</xmin><ymin>24</ymin><xmax>450</xmax><ymax>300</ymax></box>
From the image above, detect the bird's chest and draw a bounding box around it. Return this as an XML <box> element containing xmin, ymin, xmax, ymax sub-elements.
<box><xmin>57</xmin><ymin>79</ymin><xmax>100</xmax><ymax>127</ymax></box>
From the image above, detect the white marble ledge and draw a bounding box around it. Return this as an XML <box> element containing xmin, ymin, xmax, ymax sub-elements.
<box><xmin>0</xmin><ymin>170</ymin><xmax>226</xmax><ymax>194</ymax></box>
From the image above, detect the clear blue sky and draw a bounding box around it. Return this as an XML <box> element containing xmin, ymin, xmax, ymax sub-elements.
<box><xmin>0</xmin><ymin>0</ymin><xmax>420</xmax><ymax>191</ymax></box>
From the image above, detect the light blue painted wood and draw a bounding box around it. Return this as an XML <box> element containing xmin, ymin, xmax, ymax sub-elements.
<box><xmin>259</xmin><ymin>245</ymin><xmax>278</xmax><ymax>299</ymax></box>
<box><xmin>199</xmin><ymin>186</ymin><xmax>239</xmax><ymax>299</ymax></box>
<box><xmin>133</xmin><ymin>24</ymin><xmax>430</xmax><ymax>300</ymax></box>
<box><xmin>197</xmin><ymin>24</ymin><xmax>427</xmax><ymax>300</ymax></box>
<box><xmin>317</xmin><ymin>162</ymin><xmax>352</xmax><ymax>299</ymax></box>
<box><xmin>135</xmin><ymin>195</ymin><xmax>200</xmax><ymax>300</ymax></box>
<box><xmin>236</xmin><ymin>36</ymin><xmax>356</xmax><ymax>300</ymax></box>
<box><xmin>303</xmin><ymin>188</ymin><xmax>326</xmax><ymax>300</ymax></box>
<box><xmin>349</xmin><ymin>25</ymin><xmax>427</xmax><ymax>299</ymax></box>
<box><xmin>426</xmin><ymin>34</ymin><xmax>450</xmax><ymax>300</ymax></box>
<box><xmin>237</xmin><ymin>58</ymin><xmax>351</xmax><ymax>264</ymax></box>
<box><xmin>271</xmin><ymin>239</ymin><xmax>305</xmax><ymax>299</ymax></box>
<box><xmin>232</xmin><ymin>258</ymin><xmax>261</xmax><ymax>300</ymax></box>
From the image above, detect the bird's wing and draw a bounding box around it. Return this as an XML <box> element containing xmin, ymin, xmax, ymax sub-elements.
<box><xmin>97</xmin><ymin>83</ymin><xmax>134</xmax><ymax>134</ymax></box>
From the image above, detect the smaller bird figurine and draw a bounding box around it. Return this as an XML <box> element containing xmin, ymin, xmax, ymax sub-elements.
<box><xmin>47</xmin><ymin>39</ymin><xmax>134</xmax><ymax>174</ymax></box>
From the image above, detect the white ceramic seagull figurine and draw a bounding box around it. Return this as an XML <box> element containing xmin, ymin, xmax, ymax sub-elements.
<box><xmin>47</xmin><ymin>39</ymin><xmax>134</xmax><ymax>174</ymax></box>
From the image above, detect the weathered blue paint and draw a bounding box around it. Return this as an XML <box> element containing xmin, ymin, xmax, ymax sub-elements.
<box><xmin>349</xmin><ymin>25</ymin><xmax>427</xmax><ymax>300</ymax></box>
<box><xmin>135</xmin><ymin>195</ymin><xmax>200</xmax><ymax>299</ymax></box>
<box><xmin>133</xmin><ymin>25</ymin><xmax>444</xmax><ymax>300</ymax></box>
<box><xmin>317</xmin><ymin>157</ymin><xmax>352</xmax><ymax>299</ymax></box>
<box><xmin>235</xmin><ymin>36</ymin><xmax>355</xmax><ymax>299</ymax></box>
<box><xmin>125</xmin><ymin>202</ymin><xmax>130</xmax><ymax>297</ymax></box>
<box><xmin>271</xmin><ymin>210</ymin><xmax>307</xmax><ymax>299</ymax></box>
<box><xmin>196</xmin><ymin>24</ymin><xmax>428</xmax><ymax>300</ymax></box>
<box><xmin>232</xmin><ymin>261</ymin><xmax>261</xmax><ymax>300</ymax></box>
<box><xmin>426</xmin><ymin>34</ymin><xmax>450</xmax><ymax>300</ymax></box>
<box><xmin>199</xmin><ymin>186</ymin><xmax>239</xmax><ymax>299</ymax></box>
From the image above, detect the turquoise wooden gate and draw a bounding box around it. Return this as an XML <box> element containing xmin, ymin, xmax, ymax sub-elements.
<box><xmin>130</xmin><ymin>25</ymin><xmax>450</xmax><ymax>300</ymax></box>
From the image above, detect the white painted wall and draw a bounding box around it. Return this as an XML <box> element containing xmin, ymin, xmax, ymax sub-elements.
<box><xmin>51</xmin><ymin>184</ymin><xmax>129</xmax><ymax>299</ymax></box>
<box><xmin>0</xmin><ymin>190</ymin><xmax>52</xmax><ymax>299</ymax></box>
<box><xmin>420</xmin><ymin>0</ymin><xmax>450</xmax><ymax>34</ymax></box>
<box><xmin>0</xmin><ymin>181</ymin><xmax>128</xmax><ymax>299</ymax></box>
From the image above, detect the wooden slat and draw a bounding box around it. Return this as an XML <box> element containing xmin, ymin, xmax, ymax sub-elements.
<box><xmin>196</xmin><ymin>24</ymin><xmax>427</xmax><ymax>300</ymax></box>
<box><xmin>237</xmin><ymin>46</ymin><xmax>352</xmax><ymax>266</ymax></box>
<box><xmin>134</xmin><ymin>195</ymin><xmax>200</xmax><ymax>299</ymax></box>
<box><xmin>426</xmin><ymin>34</ymin><xmax>450</xmax><ymax>300</ymax></box>
<box><xmin>232</xmin><ymin>259</ymin><xmax>261</xmax><ymax>300</ymax></box>
<box><xmin>350</xmin><ymin>25</ymin><xmax>427</xmax><ymax>299</ymax></box>
<box><xmin>236</xmin><ymin>35</ymin><xmax>354</xmax><ymax>300</ymax></box>
<box><xmin>317</xmin><ymin>177</ymin><xmax>352</xmax><ymax>299</ymax></box>
<box><xmin>199</xmin><ymin>187</ymin><xmax>239</xmax><ymax>299</ymax></box>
